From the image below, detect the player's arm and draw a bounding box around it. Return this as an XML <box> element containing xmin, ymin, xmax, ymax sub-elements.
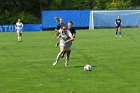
<box><xmin>65</xmin><ymin>36</ymin><xmax>74</xmax><ymax>43</ymax></box>
<box><xmin>22</xmin><ymin>23</ymin><xmax>24</xmax><ymax>28</ymax></box>
<box><xmin>70</xmin><ymin>35</ymin><xmax>74</xmax><ymax>41</ymax></box>
<box><xmin>55</xmin><ymin>31</ymin><xmax>60</xmax><ymax>38</ymax></box>
<box><xmin>66</xmin><ymin>36</ymin><xmax>74</xmax><ymax>43</ymax></box>
<box><xmin>55</xmin><ymin>28</ymin><xmax>59</xmax><ymax>32</ymax></box>
<box><xmin>72</xmin><ymin>29</ymin><xmax>76</xmax><ymax>38</ymax></box>
<box><xmin>65</xmin><ymin>30</ymin><xmax>74</xmax><ymax>43</ymax></box>
<box><xmin>55</xmin><ymin>28</ymin><xmax>60</xmax><ymax>38</ymax></box>
<box><xmin>115</xmin><ymin>19</ymin><xmax>116</xmax><ymax>24</ymax></box>
<box><xmin>72</xmin><ymin>34</ymin><xmax>75</xmax><ymax>38</ymax></box>
<box><xmin>15</xmin><ymin>24</ymin><xmax>17</xmax><ymax>30</ymax></box>
<box><xmin>120</xmin><ymin>19</ymin><xmax>122</xmax><ymax>25</ymax></box>
<box><xmin>115</xmin><ymin>20</ymin><xmax>118</xmax><ymax>26</ymax></box>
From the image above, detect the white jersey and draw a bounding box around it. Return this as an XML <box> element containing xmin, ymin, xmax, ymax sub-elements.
<box><xmin>58</xmin><ymin>29</ymin><xmax>72</xmax><ymax>43</ymax></box>
<box><xmin>58</xmin><ymin>29</ymin><xmax>72</xmax><ymax>50</ymax></box>
<box><xmin>15</xmin><ymin>22</ymin><xmax>23</xmax><ymax>32</ymax></box>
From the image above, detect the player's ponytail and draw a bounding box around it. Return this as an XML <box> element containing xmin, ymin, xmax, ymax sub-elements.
<box><xmin>54</xmin><ymin>17</ymin><xmax>61</xmax><ymax>22</ymax></box>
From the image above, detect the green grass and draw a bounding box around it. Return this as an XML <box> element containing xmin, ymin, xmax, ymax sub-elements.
<box><xmin>0</xmin><ymin>28</ymin><xmax>140</xmax><ymax>93</ymax></box>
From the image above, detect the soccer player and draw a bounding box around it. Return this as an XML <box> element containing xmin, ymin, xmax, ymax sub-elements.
<box><xmin>53</xmin><ymin>25</ymin><xmax>74</xmax><ymax>67</ymax></box>
<box><xmin>54</xmin><ymin>18</ymin><xmax>66</xmax><ymax>46</ymax></box>
<box><xmin>115</xmin><ymin>16</ymin><xmax>122</xmax><ymax>37</ymax></box>
<box><xmin>61</xmin><ymin>21</ymin><xmax>76</xmax><ymax>58</ymax></box>
<box><xmin>15</xmin><ymin>19</ymin><xmax>24</xmax><ymax>42</ymax></box>
<box><xmin>55</xmin><ymin>17</ymin><xmax>65</xmax><ymax>31</ymax></box>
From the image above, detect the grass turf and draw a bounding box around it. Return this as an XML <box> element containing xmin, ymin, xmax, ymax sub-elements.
<box><xmin>0</xmin><ymin>28</ymin><xmax>140</xmax><ymax>93</ymax></box>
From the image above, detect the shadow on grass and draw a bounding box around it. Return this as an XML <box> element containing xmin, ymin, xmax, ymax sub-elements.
<box><xmin>73</xmin><ymin>65</ymin><xmax>96</xmax><ymax>68</ymax></box>
<box><xmin>54</xmin><ymin>65</ymin><xmax>96</xmax><ymax>69</ymax></box>
<box><xmin>70</xmin><ymin>57</ymin><xmax>78</xmax><ymax>59</ymax></box>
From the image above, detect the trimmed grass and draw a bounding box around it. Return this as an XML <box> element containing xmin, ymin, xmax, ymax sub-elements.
<box><xmin>0</xmin><ymin>28</ymin><xmax>140</xmax><ymax>93</ymax></box>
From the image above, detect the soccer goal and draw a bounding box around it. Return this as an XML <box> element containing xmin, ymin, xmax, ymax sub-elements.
<box><xmin>89</xmin><ymin>10</ymin><xmax>140</xmax><ymax>30</ymax></box>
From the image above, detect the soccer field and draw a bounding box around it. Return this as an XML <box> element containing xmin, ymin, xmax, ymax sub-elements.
<box><xmin>0</xmin><ymin>28</ymin><xmax>140</xmax><ymax>93</ymax></box>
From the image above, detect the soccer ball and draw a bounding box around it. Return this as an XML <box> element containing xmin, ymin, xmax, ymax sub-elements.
<box><xmin>84</xmin><ymin>64</ymin><xmax>92</xmax><ymax>71</ymax></box>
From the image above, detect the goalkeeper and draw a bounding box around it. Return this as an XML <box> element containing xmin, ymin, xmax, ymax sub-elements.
<box><xmin>115</xmin><ymin>16</ymin><xmax>122</xmax><ymax>37</ymax></box>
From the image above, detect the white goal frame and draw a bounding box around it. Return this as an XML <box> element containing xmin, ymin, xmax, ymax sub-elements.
<box><xmin>89</xmin><ymin>10</ymin><xmax>140</xmax><ymax>30</ymax></box>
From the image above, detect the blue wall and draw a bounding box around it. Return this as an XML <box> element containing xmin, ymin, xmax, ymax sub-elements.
<box><xmin>42</xmin><ymin>10</ymin><xmax>140</xmax><ymax>28</ymax></box>
<box><xmin>0</xmin><ymin>24</ymin><xmax>42</xmax><ymax>32</ymax></box>
<box><xmin>1</xmin><ymin>10</ymin><xmax>140</xmax><ymax>31</ymax></box>
<box><xmin>42</xmin><ymin>10</ymin><xmax>91</xmax><ymax>28</ymax></box>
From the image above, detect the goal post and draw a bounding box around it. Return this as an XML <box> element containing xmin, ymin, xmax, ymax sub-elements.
<box><xmin>89</xmin><ymin>11</ymin><xmax>94</xmax><ymax>30</ymax></box>
<box><xmin>89</xmin><ymin>10</ymin><xmax>140</xmax><ymax>30</ymax></box>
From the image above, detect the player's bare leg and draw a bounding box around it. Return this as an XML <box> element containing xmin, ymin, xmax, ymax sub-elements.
<box><xmin>17</xmin><ymin>32</ymin><xmax>21</xmax><ymax>42</ymax></box>
<box><xmin>118</xmin><ymin>27</ymin><xmax>121</xmax><ymax>37</ymax></box>
<box><xmin>61</xmin><ymin>50</ymin><xmax>66</xmax><ymax>58</ymax></box>
<box><xmin>53</xmin><ymin>45</ymin><xmax>64</xmax><ymax>66</ymax></box>
<box><xmin>19</xmin><ymin>33</ymin><xmax>22</xmax><ymax>42</ymax></box>
<box><xmin>116</xmin><ymin>28</ymin><xmax>118</xmax><ymax>37</ymax></box>
<box><xmin>65</xmin><ymin>50</ymin><xmax>71</xmax><ymax>67</ymax></box>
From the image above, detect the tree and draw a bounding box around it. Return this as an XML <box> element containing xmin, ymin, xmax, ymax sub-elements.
<box><xmin>131</xmin><ymin>0</ymin><xmax>140</xmax><ymax>9</ymax></box>
<box><xmin>0</xmin><ymin>0</ymin><xmax>140</xmax><ymax>24</ymax></box>
<box><xmin>106</xmin><ymin>0</ymin><xmax>131</xmax><ymax>10</ymax></box>
<box><xmin>0</xmin><ymin>0</ymin><xmax>41</xmax><ymax>24</ymax></box>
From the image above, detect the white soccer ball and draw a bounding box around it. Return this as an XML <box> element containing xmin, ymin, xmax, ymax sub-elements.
<box><xmin>84</xmin><ymin>64</ymin><xmax>92</xmax><ymax>71</ymax></box>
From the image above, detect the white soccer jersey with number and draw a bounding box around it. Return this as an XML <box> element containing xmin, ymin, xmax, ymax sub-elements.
<box><xmin>15</xmin><ymin>22</ymin><xmax>23</xmax><ymax>31</ymax></box>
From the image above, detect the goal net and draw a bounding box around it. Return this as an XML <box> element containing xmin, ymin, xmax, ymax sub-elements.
<box><xmin>89</xmin><ymin>10</ymin><xmax>140</xmax><ymax>30</ymax></box>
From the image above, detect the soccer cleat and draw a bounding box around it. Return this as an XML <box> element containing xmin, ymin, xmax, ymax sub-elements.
<box><xmin>119</xmin><ymin>35</ymin><xmax>122</xmax><ymax>37</ymax></box>
<box><xmin>115</xmin><ymin>35</ymin><xmax>117</xmax><ymax>37</ymax></box>
<box><xmin>53</xmin><ymin>61</ymin><xmax>58</xmax><ymax>66</ymax></box>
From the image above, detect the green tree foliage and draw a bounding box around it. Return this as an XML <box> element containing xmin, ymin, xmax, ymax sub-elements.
<box><xmin>0</xmin><ymin>0</ymin><xmax>140</xmax><ymax>24</ymax></box>
<box><xmin>9</xmin><ymin>11</ymin><xmax>41</xmax><ymax>24</ymax></box>
<box><xmin>0</xmin><ymin>0</ymin><xmax>41</xmax><ymax>24</ymax></box>
<box><xmin>106</xmin><ymin>0</ymin><xmax>131</xmax><ymax>10</ymax></box>
<box><xmin>131</xmin><ymin>0</ymin><xmax>140</xmax><ymax>8</ymax></box>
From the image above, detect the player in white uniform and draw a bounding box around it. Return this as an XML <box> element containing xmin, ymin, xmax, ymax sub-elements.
<box><xmin>15</xmin><ymin>19</ymin><xmax>24</xmax><ymax>42</ymax></box>
<box><xmin>60</xmin><ymin>21</ymin><xmax>76</xmax><ymax>58</ymax></box>
<box><xmin>53</xmin><ymin>25</ymin><xmax>74</xmax><ymax>67</ymax></box>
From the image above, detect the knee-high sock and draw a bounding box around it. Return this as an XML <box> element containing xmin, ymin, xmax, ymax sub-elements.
<box><xmin>65</xmin><ymin>57</ymin><xmax>69</xmax><ymax>64</ymax></box>
<box><xmin>19</xmin><ymin>36</ymin><xmax>22</xmax><ymax>41</ymax></box>
<box><xmin>18</xmin><ymin>36</ymin><xmax>22</xmax><ymax>41</ymax></box>
<box><xmin>56</xmin><ymin>52</ymin><xmax>62</xmax><ymax>62</ymax></box>
<box><xmin>18</xmin><ymin>36</ymin><xmax>20</xmax><ymax>41</ymax></box>
<box><xmin>116</xmin><ymin>32</ymin><xmax>118</xmax><ymax>35</ymax></box>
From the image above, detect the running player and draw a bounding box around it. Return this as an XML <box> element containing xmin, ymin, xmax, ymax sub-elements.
<box><xmin>54</xmin><ymin>18</ymin><xmax>66</xmax><ymax>46</ymax></box>
<box><xmin>53</xmin><ymin>25</ymin><xmax>74</xmax><ymax>67</ymax></box>
<box><xmin>115</xmin><ymin>16</ymin><xmax>122</xmax><ymax>37</ymax></box>
<box><xmin>15</xmin><ymin>19</ymin><xmax>24</xmax><ymax>42</ymax></box>
<box><xmin>61</xmin><ymin>21</ymin><xmax>76</xmax><ymax>58</ymax></box>
<box><xmin>55</xmin><ymin>17</ymin><xmax>65</xmax><ymax>31</ymax></box>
